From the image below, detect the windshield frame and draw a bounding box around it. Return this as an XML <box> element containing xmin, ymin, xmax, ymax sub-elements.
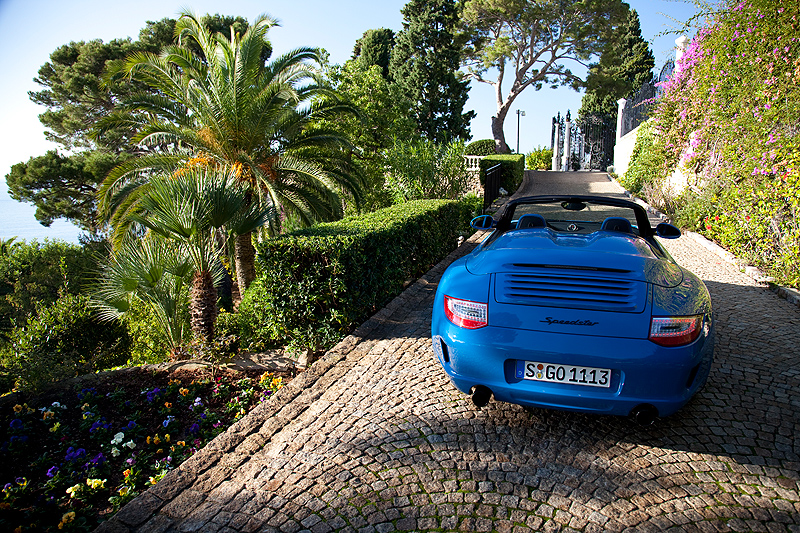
<box><xmin>493</xmin><ymin>195</ymin><xmax>654</xmax><ymax>238</ymax></box>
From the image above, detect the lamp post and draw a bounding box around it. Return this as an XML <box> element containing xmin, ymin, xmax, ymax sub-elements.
<box><xmin>516</xmin><ymin>109</ymin><xmax>526</xmax><ymax>154</ymax></box>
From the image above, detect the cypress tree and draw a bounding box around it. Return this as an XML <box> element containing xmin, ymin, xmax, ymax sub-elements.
<box><xmin>353</xmin><ymin>28</ymin><xmax>395</xmax><ymax>79</ymax></box>
<box><xmin>390</xmin><ymin>0</ymin><xmax>474</xmax><ymax>143</ymax></box>
<box><xmin>579</xmin><ymin>9</ymin><xmax>655</xmax><ymax>118</ymax></box>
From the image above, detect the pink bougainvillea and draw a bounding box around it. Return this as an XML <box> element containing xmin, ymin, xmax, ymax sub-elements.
<box><xmin>629</xmin><ymin>0</ymin><xmax>800</xmax><ymax>286</ymax></box>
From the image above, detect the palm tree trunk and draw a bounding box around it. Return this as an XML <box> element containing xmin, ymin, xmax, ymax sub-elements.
<box><xmin>231</xmin><ymin>279</ymin><xmax>242</xmax><ymax>311</ymax></box>
<box><xmin>234</xmin><ymin>232</ymin><xmax>257</xmax><ymax>297</ymax></box>
<box><xmin>190</xmin><ymin>270</ymin><xmax>218</xmax><ymax>343</ymax></box>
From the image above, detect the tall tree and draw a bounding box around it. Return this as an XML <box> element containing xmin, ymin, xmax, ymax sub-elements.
<box><xmin>320</xmin><ymin>61</ymin><xmax>416</xmax><ymax>211</ymax></box>
<box><xmin>461</xmin><ymin>0</ymin><xmax>628</xmax><ymax>153</ymax></box>
<box><xmin>7</xmin><ymin>16</ymin><xmax>255</xmax><ymax>232</ymax></box>
<box><xmin>27</xmin><ymin>15</ymin><xmax>259</xmax><ymax>152</ymax></box>
<box><xmin>6</xmin><ymin>150</ymin><xmax>121</xmax><ymax>232</ymax></box>
<box><xmin>96</xmin><ymin>11</ymin><xmax>361</xmax><ymax>294</ymax></box>
<box><xmin>578</xmin><ymin>8</ymin><xmax>655</xmax><ymax>118</ymax></box>
<box><xmin>28</xmin><ymin>38</ymin><xmax>145</xmax><ymax>152</ymax></box>
<box><xmin>352</xmin><ymin>28</ymin><xmax>395</xmax><ymax>79</ymax></box>
<box><xmin>390</xmin><ymin>0</ymin><xmax>474</xmax><ymax>143</ymax></box>
<box><xmin>94</xmin><ymin>168</ymin><xmax>273</xmax><ymax>345</ymax></box>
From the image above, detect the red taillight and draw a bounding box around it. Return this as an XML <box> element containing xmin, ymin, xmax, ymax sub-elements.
<box><xmin>649</xmin><ymin>315</ymin><xmax>703</xmax><ymax>347</ymax></box>
<box><xmin>444</xmin><ymin>296</ymin><xmax>488</xmax><ymax>329</ymax></box>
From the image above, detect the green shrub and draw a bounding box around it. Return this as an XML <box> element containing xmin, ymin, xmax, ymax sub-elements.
<box><xmin>465</xmin><ymin>139</ymin><xmax>497</xmax><ymax>156</ymax></box>
<box><xmin>0</xmin><ymin>239</ymin><xmax>98</xmax><ymax>334</ymax></box>
<box><xmin>525</xmin><ymin>146</ymin><xmax>553</xmax><ymax>170</ymax></box>
<box><xmin>479</xmin><ymin>154</ymin><xmax>525</xmax><ymax>194</ymax></box>
<box><xmin>238</xmin><ymin>198</ymin><xmax>478</xmax><ymax>353</ymax></box>
<box><xmin>2</xmin><ymin>294</ymin><xmax>130</xmax><ymax>392</ymax></box>
<box><xmin>620</xmin><ymin>121</ymin><xmax>666</xmax><ymax>195</ymax></box>
<box><xmin>385</xmin><ymin>138</ymin><xmax>468</xmax><ymax>202</ymax></box>
<box><xmin>122</xmin><ymin>298</ymin><xmax>172</xmax><ymax>366</ymax></box>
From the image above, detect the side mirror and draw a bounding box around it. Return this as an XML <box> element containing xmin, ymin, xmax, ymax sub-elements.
<box><xmin>470</xmin><ymin>215</ymin><xmax>495</xmax><ymax>230</ymax></box>
<box><xmin>655</xmin><ymin>222</ymin><xmax>681</xmax><ymax>239</ymax></box>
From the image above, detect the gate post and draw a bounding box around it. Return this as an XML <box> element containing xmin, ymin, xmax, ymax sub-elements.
<box><xmin>561</xmin><ymin>113</ymin><xmax>571</xmax><ymax>171</ymax></box>
<box><xmin>551</xmin><ymin>117</ymin><xmax>560</xmax><ymax>171</ymax></box>
<box><xmin>616</xmin><ymin>98</ymin><xmax>626</xmax><ymax>142</ymax></box>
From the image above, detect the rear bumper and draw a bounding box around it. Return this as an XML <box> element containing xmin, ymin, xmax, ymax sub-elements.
<box><xmin>432</xmin><ymin>319</ymin><xmax>714</xmax><ymax>418</ymax></box>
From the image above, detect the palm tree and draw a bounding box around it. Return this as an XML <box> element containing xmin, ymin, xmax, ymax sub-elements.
<box><xmin>94</xmin><ymin>167</ymin><xmax>273</xmax><ymax>344</ymax></box>
<box><xmin>96</xmin><ymin>11</ymin><xmax>362</xmax><ymax>294</ymax></box>
<box><xmin>93</xmin><ymin>236</ymin><xmax>193</xmax><ymax>355</ymax></box>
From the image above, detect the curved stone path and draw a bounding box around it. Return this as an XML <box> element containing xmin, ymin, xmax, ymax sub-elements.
<box><xmin>99</xmin><ymin>172</ymin><xmax>800</xmax><ymax>533</ymax></box>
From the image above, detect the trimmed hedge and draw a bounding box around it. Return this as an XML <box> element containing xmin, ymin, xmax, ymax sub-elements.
<box><xmin>479</xmin><ymin>154</ymin><xmax>525</xmax><ymax>194</ymax></box>
<box><xmin>465</xmin><ymin>139</ymin><xmax>497</xmax><ymax>156</ymax></box>
<box><xmin>238</xmin><ymin>198</ymin><xmax>480</xmax><ymax>353</ymax></box>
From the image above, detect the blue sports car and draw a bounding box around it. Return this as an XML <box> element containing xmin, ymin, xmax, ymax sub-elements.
<box><xmin>431</xmin><ymin>195</ymin><xmax>714</xmax><ymax>424</ymax></box>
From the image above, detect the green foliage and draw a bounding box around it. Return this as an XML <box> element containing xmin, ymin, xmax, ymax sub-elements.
<box><xmin>620</xmin><ymin>120</ymin><xmax>666</xmax><ymax>195</ymax></box>
<box><xmin>10</xmin><ymin>24</ymin><xmax>170</xmax><ymax>233</ymax></box>
<box><xmin>578</xmin><ymin>8</ymin><xmax>655</xmax><ymax>118</ymax></box>
<box><xmin>385</xmin><ymin>138</ymin><xmax>469</xmax><ymax>203</ymax></box>
<box><xmin>1</xmin><ymin>294</ymin><xmax>130</xmax><ymax>392</ymax></box>
<box><xmin>98</xmin><ymin>12</ymin><xmax>361</xmax><ymax>297</ymax></box>
<box><xmin>5</xmin><ymin>149</ymin><xmax>127</xmax><ymax>231</ymax></box>
<box><xmin>479</xmin><ymin>154</ymin><xmax>525</xmax><ymax>193</ymax></box>
<box><xmin>460</xmin><ymin>0</ymin><xmax>628</xmax><ymax>152</ymax></box>
<box><xmin>94</xmin><ymin>168</ymin><xmax>272</xmax><ymax>346</ymax></box>
<box><xmin>352</xmin><ymin>28</ymin><xmax>395</xmax><ymax>79</ymax></box>
<box><xmin>238</xmin><ymin>199</ymin><xmax>478</xmax><ymax>353</ymax></box>
<box><xmin>525</xmin><ymin>146</ymin><xmax>554</xmax><ymax>171</ymax></box>
<box><xmin>321</xmin><ymin>61</ymin><xmax>416</xmax><ymax>212</ymax></box>
<box><xmin>29</xmin><ymin>39</ymin><xmax>147</xmax><ymax>152</ymax></box>
<box><xmin>390</xmin><ymin>0</ymin><xmax>474</xmax><ymax>143</ymax></box>
<box><xmin>631</xmin><ymin>0</ymin><xmax>800</xmax><ymax>287</ymax></box>
<box><xmin>0</xmin><ymin>239</ymin><xmax>97</xmax><ymax>335</ymax></box>
<box><xmin>122</xmin><ymin>296</ymin><xmax>173</xmax><ymax>366</ymax></box>
<box><xmin>29</xmin><ymin>15</ymin><xmax>260</xmax><ymax>153</ymax></box>
<box><xmin>465</xmin><ymin>139</ymin><xmax>497</xmax><ymax>156</ymax></box>
<box><xmin>92</xmin><ymin>236</ymin><xmax>193</xmax><ymax>356</ymax></box>
<box><xmin>11</xmin><ymin>16</ymin><xmax>262</xmax><ymax>233</ymax></box>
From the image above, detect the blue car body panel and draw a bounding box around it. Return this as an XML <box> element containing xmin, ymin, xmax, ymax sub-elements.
<box><xmin>432</xmin><ymin>195</ymin><xmax>714</xmax><ymax>419</ymax></box>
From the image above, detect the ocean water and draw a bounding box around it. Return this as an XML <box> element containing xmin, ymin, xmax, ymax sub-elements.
<box><xmin>0</xmin><ymin>188</ymin><xmax>81</xmax><ymax>244</ymax></box>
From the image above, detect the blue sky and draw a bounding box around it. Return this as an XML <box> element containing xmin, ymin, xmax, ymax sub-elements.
<box><xmin>0</xmin><ymin>0</ymin><xmax>698</xmax><ymax>242</ymax></box>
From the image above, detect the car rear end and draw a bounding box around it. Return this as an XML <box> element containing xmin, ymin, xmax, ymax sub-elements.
<box><xmin>431</xmin><ymin>237</ymin><xmax>714</xmax><ymax>421</ymax></box>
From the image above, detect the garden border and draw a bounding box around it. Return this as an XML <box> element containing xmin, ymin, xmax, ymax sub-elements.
<box><xmin>94</xmin><ymin>228</ymin><xmax>491</xmax><ymax>532</ymax></box>
<box><xmin>94</xmin><ymin>171</ymin><xmax>526</xmax><ymax>533</ymax></box>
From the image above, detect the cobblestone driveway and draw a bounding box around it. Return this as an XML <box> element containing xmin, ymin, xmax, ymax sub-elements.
<box><xmin>100</xmin><ymin>173</ymin><xmax>800</xmax><ymax>533</ymax></box>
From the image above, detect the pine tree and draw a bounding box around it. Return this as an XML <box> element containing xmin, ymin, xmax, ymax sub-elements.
<box><xmin>389</xmin><ymin>0</ymin><xmax>474</xmax><ymax>143</ymax></box>
<box><xmin>579</xmin><ymin>9</ymin><xmax>655</xmax><ymax>118</ymax></box>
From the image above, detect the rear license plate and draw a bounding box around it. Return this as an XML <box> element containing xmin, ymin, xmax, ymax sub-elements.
<box><xmin>516</xmin><ymin>361</ymin><xmax>611</xmax><ymax>388</ymax></box>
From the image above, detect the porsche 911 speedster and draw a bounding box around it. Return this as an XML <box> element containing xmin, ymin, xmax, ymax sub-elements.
<box><xmin>431</xmin><ymin>196</ymin><xmax>714</xmax><ymax>424</ymax></box>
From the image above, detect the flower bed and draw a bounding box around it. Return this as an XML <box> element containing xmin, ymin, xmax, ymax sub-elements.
<box><xmin>0</xmin><ymin>365</ymin><xmax>293</xmax><ymax>531</ymax></box>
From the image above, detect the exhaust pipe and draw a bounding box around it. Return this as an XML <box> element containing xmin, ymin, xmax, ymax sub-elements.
<box><xmin>630</xmin><ymin>404</ymin><xmax>658</xmax><ymax>426</ymax></box>
<box><xmin>471</xmin><ymin>385</ymin><xmax>492</xmax><ymax>408</ymax></box>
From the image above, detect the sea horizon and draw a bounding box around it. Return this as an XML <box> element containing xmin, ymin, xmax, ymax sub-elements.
<box><xmin>0</xmin><ymin>187</ymin><xmax>82</xmax><ymax>244</ymax></box>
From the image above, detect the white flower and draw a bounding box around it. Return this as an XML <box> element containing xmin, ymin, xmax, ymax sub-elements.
<box><xmin>124</xmin><ymin>440</ymin><xmax>136</xmax><ymax>449</ymax></box>
<box><xmin>111</xmin><ymin>432</ymin><xmax>125</xmax><ymax>445</ymax></box>
<box><xmin>111</xmin><ymin>447</ymin><xmax>120</xmax><ymax>457</ymax></box>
